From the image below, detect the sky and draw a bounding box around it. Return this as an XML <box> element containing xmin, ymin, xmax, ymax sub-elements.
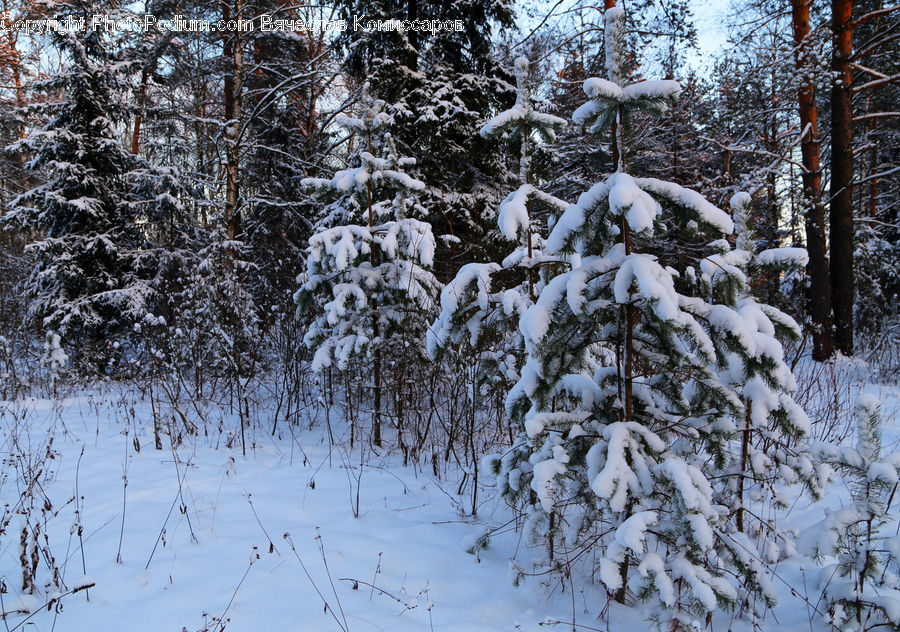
<box><xmin>513</xmin><ymin>0</ymin><xmax>734</xmax><ymax>77</ymax></box>
<box><xmin>688</xmin><ymin>0</ymin><xmax>732</xmax><ymax>69</ymax></box>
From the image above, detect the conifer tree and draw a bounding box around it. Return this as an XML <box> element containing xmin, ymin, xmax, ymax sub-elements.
<box><xmin>295</xmin><ymin>88</ymin><xmax>440</xmax><ymax>446</ymax></box>
<box><xmin>3</xmin><ymin>0</ymin><xmax>157</xmax><ymax>368</ymax></box>
<box><xmin>488</xmin><ymin>9</ymin><xmax>821</xmax><ymax>624</ymax></box>
<box><xmin>428</xmin><ymin>56</ymin><xmax>567</xmax><ymax>403</ymax></box>
<box><xmin>334</xmin><ymin>0</ymin><xmax>516</xmax><ymax>275</ymax></box>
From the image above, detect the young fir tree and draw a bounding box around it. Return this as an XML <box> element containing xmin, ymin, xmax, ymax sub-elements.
<box><xmin>428</xmin><ymin>56</ymin><xmax>567</xmax><ymax>410</ymax></box>
<box><xmin>3</xmin><ymin>0</ymin><xmax>154</xmax><ymax>368</ymax></box>
<box><xmin>295</xmin><ymin>89</ymin><xmax>441</xmax><ymax>447</ymax></box>
<box><xmin>487</xmin><ymin>8</ymin><xmax>821</xmax><ymax>625</ymax></box>
<box><xmin>802</xmin><ymin>395</ymin><xmax>900</xmax><ymax>631</ymax></box>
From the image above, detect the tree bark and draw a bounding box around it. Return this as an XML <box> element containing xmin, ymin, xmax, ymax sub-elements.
<box><xmin>131</xmin><ymin>68</ymin><xmax>148</xmax><ymax>155</ymax></box>
<box><xmin>223</xmin><ymin>0</ymin><xmax>243</xmax><ymax>240</ymax></box>
<box><xmin>616</xmin><ymin>101</ymin><xmax>632</xmax><ymax>607</ymax></box>
<box><xmin>1</xmin><ymin>0</ymin><xmax>24</xmax><ymax>140</ymax></box>
<box><xmin>791</xmin><ymin>0</ymin><xmax>835</xmax><ymax>360</ymax></box>
<box><xmin>830</xmin><ymin>0</ymin><xmax>855</xmax><ymax>355</ymax></box>
<box><xmin>1</xmin><ymin>0</ymin><xmax>27</xmax><ymax>201</ymax></box>
<box><xmin>736</xmin><ymin>401</ymin><xmax>751</xmax><ymax>532</ymax></box>
<box><xmin>407</xmin><ymin>0</ymin><xmax>418</xmax><ymax>71</ymax></box>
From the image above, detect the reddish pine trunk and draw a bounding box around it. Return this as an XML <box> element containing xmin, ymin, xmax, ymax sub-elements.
<box><xmin>131</xmin><ymin>68</ymin><xmax>148</xmax><ymax>155</ymax></box>
<box><xmin>791</xmin><ymin>0</ymin><xmax>835</xmax><ymax>360</ymax></box>
<box><xmin>830</xmin><ymin>0</ymin><xmax>855</xmax><ymax>355</ymax></box>
<box><xmin>2</xmin><ymin>0</ymin><xmax>26</xmax><ymax>195</ymax></box>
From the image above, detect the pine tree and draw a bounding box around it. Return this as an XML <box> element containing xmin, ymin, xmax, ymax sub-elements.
<box><xmin>428</xmin><ymin>56</ymin><xmax>567</xmax><ymax>427</ymax></box>
<box><xmin>488</xmin><ymin>8</ymin><xmax>821</xmax><ymax>624</ymax></box>
<box><xmin>2</xmin><ymin>0</ymin><xmax>156</xmax><ymax>368</ymax></box>
<box><xmin>802</xmin><ymin>395</ymin><xmax>900</xmax><ymax>630</ymax></box>
<box><xmin>295</xmin><ymin>88</ymin><xmax>441</xmax><ymax>447</ymax></box>
<box><xmin>791</xmin><ymin>0</ymin><xmax>834</xmax><ymax>361</ymax></box>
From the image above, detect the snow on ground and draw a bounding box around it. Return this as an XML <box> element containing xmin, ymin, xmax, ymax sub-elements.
<box><xmin>1</xmin><ymin>367</ymin><xmax>897</xmax><ymax>631</ymax></box>
<box><xmin>0</xmin><ymin>388</ymin><xmax>580</xmax><ymax>632</ymax></box>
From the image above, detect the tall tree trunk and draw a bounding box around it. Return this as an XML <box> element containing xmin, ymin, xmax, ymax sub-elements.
<box><xmin>10</xmin><ymin>56</ymin><xmax>24</xmax><ymax>142</ymax></box>
<box><xmin>608</xmin><ymin>29</ymin><xmax>632</xmax><ymax>605</ymax></box>
<box><xmin>407</xmin><ymin>0</ymin><xmax>418</xmax><ymax>71</ymax></box>
<box><xmin>766</xmin><ymin>68</ymin><xmax>780</xmax><ymax>305</ymax></box>
<box><xmin>130</xmin><ymin>0</ymin><xmax>149</xmax><ymax>155</ymax></box>
<box><xmin>223</xmin><ymin>0</ymin><xmax>243</xmax><ymax>240</ymax></box>
<box><xmin>1</xmin><ymin>0</ymin><xmax>24</xmax><ymax>140</ymax></box>
<box><xmin>132</xmin><ymin>68</ymin><xmax>148</xmax><ymax>155</ymax></box>
<box><xmin>616</xmin><ymin>101</ymin><xmax>632</xmax><ymax>607</ymax></box>
<box><xmin>194</xmin><ymin>78</ymin><xmax>209</xmax><ymax>229</ymax></box>
<box><xmin>2</xmin><ymin>0</ymin><xmax>26</xmax><ymax>193</ymax></box>
<box><xmin>830</xmin><ymin>0</ymin><xmax>855</xmax><ymax>355</ymax></box>
<box><xmin>519</xmin><ymin>66</ymin><xmax>536</xmax><ymax>301</ymax></box>
<box><xmin>792</xmin><ymin>0</ymin><xmax>835</xmax><ymax>360</ymax></box>
<box><xmin>736</xmin><ymin>402</ymin><xmax>752</xmax><ymax>532</ymax></box>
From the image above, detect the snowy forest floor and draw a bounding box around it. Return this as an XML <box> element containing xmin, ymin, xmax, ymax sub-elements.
<box><xmin>1</xmin><ymin>366</ymin><xmax>898</xmax><ymax>631</ymax></box>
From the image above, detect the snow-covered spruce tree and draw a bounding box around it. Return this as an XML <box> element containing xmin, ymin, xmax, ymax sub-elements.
<box><xmin>295</xmin><ymin>90</ymin><xmax>440</xmax><ymax>447</ymax></box>
<box><xmin>488</xmin><ymin>8</ymin><xmax>821</xmax><ymax>625</ymax></box>
<box><xmin>802</xmin><ymin>394</ymin><xmax>900</xmax><ymax>631</ymax></box>
<box><xmin>2</xmin><ymin>0</ymin><xmax>153</xmax><ymax>370</ymax></box>
<box><xmin>334</xmin><ymin>0</ymin><xmax>516</xmax><ymax>277</ymax></box>
<box><xmin>428</xmin><ymin>57</ymin><xmax>567</xmax><ymax>422</ymax></box>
